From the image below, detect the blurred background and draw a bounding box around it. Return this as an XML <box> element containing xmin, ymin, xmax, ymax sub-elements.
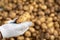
<box><xmin>0</xmin><ymin>0</ymin><xmax>60</xmax><ymax>40</ymax></box>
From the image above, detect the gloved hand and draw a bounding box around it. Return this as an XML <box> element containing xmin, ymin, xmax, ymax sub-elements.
<box><xmin>0</xmin><ymin>18</ymin><xmax>33</xmax><ymax>38</ymax></box>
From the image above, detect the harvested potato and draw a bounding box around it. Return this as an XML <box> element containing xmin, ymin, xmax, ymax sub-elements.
<box><xmin>10</xmin><ymin>38</ymin><xmax>15</xmax><ymax>40</ymax></box>
<box><xmin>16</xmin><ymin>12</ymin><xmax>31</xmax><ymax>23</ymax></box>
<box><xmin>17</xmin><ymin>36</ymin><xmax>24</xmax><ymax>40</ymax></box>
<box><xmin>25</xmin><ymin>37</ymin><xmax>31</xmax><ymax>40</ymax></box>
<box><xmin>39</xmin><ymin>4</ymin><xmax>47</xmax><ymax>10</ymax></box>
<box><xmin>29</xmin><ymin>27</ymin><xmax>35</xmax><ymax>33</ymax></box>
<box><xmin>9</xmin><ymin>11</ymin><xmax>16</xmax><ymax>18</ymax></box>
<box><xmin>24</xmin><ymin>31</ymin><xmax>31</xmax><ymax>37</ymax></box>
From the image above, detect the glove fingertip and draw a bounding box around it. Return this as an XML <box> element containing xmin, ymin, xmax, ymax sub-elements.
<box><xmin>22</xmin><ymin>22</ymin><xmax>34</xmax><ymax>27</ymax></box>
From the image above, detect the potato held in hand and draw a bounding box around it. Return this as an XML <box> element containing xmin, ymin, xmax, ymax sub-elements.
<box><xmin>16</xmin><ymin>12</ymin><xmax>31</xmax><ymax>23</ymax></box>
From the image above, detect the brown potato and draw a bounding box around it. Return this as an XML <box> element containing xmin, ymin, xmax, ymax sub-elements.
<box><xmin>16</xmin><ymin>12</ymin><xmax>31</xmax><ymax>23</ymax></box>
<box><xmin>17</xmin><ymin>36</ymin><xmax>24</xmax><ymax>40</ymax></box>
<box><xmin>24</xmin><ymin>31</ymin><xmax>31</xmax><ymax>37</ymax></box>
<box><xmin>9</xmin><ymin>11</ymin><xmax>16</xmax><ymax>18</ymax></box>
<box><xmin>29</xmin><ymin>27</ymin><xmax>35</xmax><ymax>33</ymax></box>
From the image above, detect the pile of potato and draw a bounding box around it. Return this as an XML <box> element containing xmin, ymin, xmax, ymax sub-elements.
<box><xmin>0</xmin><ymin>0</ymin><xmax>60</xmax><ymax>40</ymax></box>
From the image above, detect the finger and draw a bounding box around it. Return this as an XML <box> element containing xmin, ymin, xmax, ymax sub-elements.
<box><xmin>20</xmin><ymin>21</ymin><xmax>33</xmax><ymax>27</ymax></box>
<box><xmin>15</xmin><ymin>22</ymin><xmax>33</xmax><ymax>31</ymax></box>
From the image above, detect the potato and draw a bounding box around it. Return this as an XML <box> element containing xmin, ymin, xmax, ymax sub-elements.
<box><xmin>24</xmin><ymin>31</ymin><xmax>31</xmax><ymax>37</ymax></box>
<box><xmin>16</xmin><ymin>12</ymin><xmax>31</xmax><ymax>23</ymax></box>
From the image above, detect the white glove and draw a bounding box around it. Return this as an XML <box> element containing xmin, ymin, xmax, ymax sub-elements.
<box><xmin>0</xmin><ymin>18</ymin><xmax>33</xmax><ymax>38</ymax></box>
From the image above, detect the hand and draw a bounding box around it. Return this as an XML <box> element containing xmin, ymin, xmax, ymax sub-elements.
<box><xmin>0</xmin><ymin>18</ymin><xmax>33</xmax><ymax>38</ymax></box>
